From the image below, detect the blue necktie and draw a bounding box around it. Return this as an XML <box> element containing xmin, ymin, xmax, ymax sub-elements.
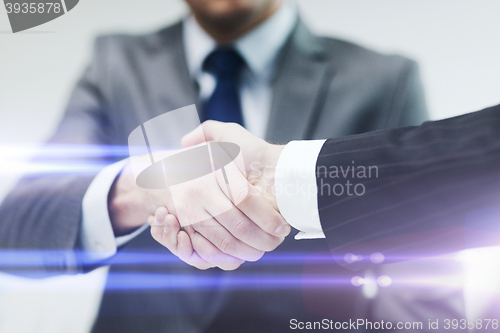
<box><xmin>202</xmin><ymin>48</ymin><xmax>245</xmax><ymax>126</ymax></box>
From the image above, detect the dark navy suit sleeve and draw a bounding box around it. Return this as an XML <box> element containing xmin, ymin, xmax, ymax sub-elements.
<box><xmin>316</xmin><ymin>105</ymin><xmax>500</xmax><ymax>270</ymax></box>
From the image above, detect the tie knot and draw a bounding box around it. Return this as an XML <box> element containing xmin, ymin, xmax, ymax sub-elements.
<box><xmin>204</xmin><ymin>48</ymin><xmax>244</xmax><ymax>79</ymax></box>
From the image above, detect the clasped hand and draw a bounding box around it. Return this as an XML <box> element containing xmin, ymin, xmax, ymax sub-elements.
<box><xmin>147</xmin><ymin>121</ymin><xmax>289</xmax><ymax>270</ymax></box>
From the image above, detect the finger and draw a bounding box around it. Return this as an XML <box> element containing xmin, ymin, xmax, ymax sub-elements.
<box><xmin>147</xmin><ymin>215</ymin><xmax>155</xmax><ymax>226</ymax></box>
<box><xmin>185</xmin><ymin>227</ymin><xmax>244</xmax><ymax>271</ymax></box>
<box><xmin>181</xmin><ymin>120</ymin><xmax>226</xmax><ymax>147</ymax></box>
<box><xmin>204</xmin><ymin>170</ymin><xmax>286</xmax><ymax>251</ymax></box>
<box><xmin>209</xmin><ymin>161</ymin><xmax>289</xmax><ymax>240</ymax></box>
<box><xmin>147</xmin><ymin>206</ymin><xmax>169</xmax><ymax>228</ymax></box>
<box><xmin>238</xmin><ymin>185</ymin><xmax>291</xmax><ymax>238</ymax></box>
<box><xmin>191</xmin><ymin>217</ymin><xmax>265</xmax><ymax>261</ymax></box>
<box><xmin>177</xmin><ymin>231</ymin><xmax>214</xmax><ymax>270</ymax></box>
<box><xmin>155</xmin><ymin>206</ymin><xmax>169</xmax><ymax>225</ymax></box>
<box><xmin>207</xmin><ymin>206</ymin><xmax>283</xmax><ymax>253</ymax></box>
<box><xmin>181</xmin><ymin>123</ymin><xmax>209</xmax><ymax>147</ymax></box>
<box><xmin>181</xmin><ymin>121</ymin><xmax>217</xmax><ymax>147</ymax></box>
<box><xmin>171</xmin><ymin>180</ymin><xmax>262</xmax><ymax>260</ymax></box>
<box><xmin>150</xmin><ymin>212</ymin><xmax>181</xmax><ymax>256</ymax></box>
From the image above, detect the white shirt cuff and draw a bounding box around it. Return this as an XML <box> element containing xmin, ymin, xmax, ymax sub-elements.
<box><xmin>274</xmin><ymin>140</ymin><xmax>327</xmax><ymax>240</ymax></box>
<box><xmin>80</xmin><ymin>159</ymin><xmax>129</xmax><ymax>262</ymax></box>
<box><xmin>115</xmin><ymin>223</ymin><xmax>149</xmax><ymax>247</ymax></box>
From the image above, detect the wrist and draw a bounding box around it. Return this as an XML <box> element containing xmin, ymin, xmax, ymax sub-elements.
<box><xmin>272</xmin><ymin>140</ymin><xmax>327</xmax><ymax>239</ymax></box>
<box><xmin>108</xmin><ymin>163</ymin><xmax>158</xmax><ymax>236</ymax></box>
<box><xmin>248</xmin><ymin>143</ymin><xmax>285</xmax><ymax>212</ymax></box>
<box><xmin>267</xmin><ymin>144</ymin><xmax>286</xmax><ymax>212</ymax></box>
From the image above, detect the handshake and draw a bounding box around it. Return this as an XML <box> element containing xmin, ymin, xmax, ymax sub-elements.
<box><xmin>101</xmin><ymin>104</ymin><xmax>500</xmax><ymax>273</ymax></box>
<box><xmin>110</xmin><ymin>121</ymin><xmax>292</xmax><ymax>271</ymax></box>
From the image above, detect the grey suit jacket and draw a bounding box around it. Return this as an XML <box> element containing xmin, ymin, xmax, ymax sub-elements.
<box><xmin>0</xmin><ymin>20</ymin><xmax>427</xmax><ymax>332</ymax></box>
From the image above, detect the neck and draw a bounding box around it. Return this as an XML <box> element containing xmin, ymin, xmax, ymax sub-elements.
<box><xmin>194</xmin><ymin>1</ymin><xmax>282</xmax><ymax>44</ymax></box>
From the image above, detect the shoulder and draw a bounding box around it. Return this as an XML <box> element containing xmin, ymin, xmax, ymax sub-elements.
<box><xmin>80</xmin><ymin>22</ymin><xmax>184</xmax><ymax>97</ymax></box>
<box><xmin>317</xmin><ymin>34</ymin><xmax>418</xmax><ymax>79</ymax></box>
<box><xmin>287</xmin><ymin>21</ymin><xmax>420</xmax><ymax>86</ymax></box>
<box><xmin>90</xmin><ymin>21</ymin><xmax>183</xmax><ymax>59</ymax></box>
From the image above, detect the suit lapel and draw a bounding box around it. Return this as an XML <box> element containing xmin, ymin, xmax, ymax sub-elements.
<box><xmin>146</xmin><ymin>22</ymin><xmax>202</xmax><ymax>132</ymax></box>
<box><xmin>145</xmin><ymin>21</ymin><xmax>333</xmax><ymax>144</ymax></box>
<box><xmin>265</xmin><ymin>22</ymin><xmax>333</xmax><ymax>144</ymax></box>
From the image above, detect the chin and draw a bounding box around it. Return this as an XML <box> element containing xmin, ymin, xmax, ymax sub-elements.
<box><xmin>188</xmin><ymin>0</ymin><xmax>271</xmax><ymax>22</ymax></box>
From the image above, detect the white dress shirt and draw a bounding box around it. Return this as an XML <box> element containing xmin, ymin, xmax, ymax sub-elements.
<box><xmin>80</xmin><ymin>2</ymin><xmax>325</xmax><ymax>260</ymax></box>
<box><xmin>275</xmin><ymin>140</ymin><xmax>326</xmax><ymax>239</ymax></box>
<box><xmin>182</xmin><ymin>1</ymin><xmax>295</xmax><ymax>138</ymax></box>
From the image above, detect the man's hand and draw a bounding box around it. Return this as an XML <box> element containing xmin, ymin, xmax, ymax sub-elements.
<box><xmin>149</xmin><ymin>121</ymin><xmax>289</xmax><ymax>270</ymax></box>
<box><xmin>108</xmin><ymin>162</ymin><xmax>166</xmax><ymax>236</ymax></box>
<box><xmin>182</xmin><ymin>121</ymin><xmax>285</xmax><ymax>211</ymax></box>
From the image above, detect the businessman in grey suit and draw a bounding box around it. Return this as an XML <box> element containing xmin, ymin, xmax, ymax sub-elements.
<box><xmin>0</xmin><ymin>0</ymin><xmax>428</xmax><ymax>331</ymax></box>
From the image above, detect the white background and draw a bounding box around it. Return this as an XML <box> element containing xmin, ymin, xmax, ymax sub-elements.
<box><xmin>0</xmin><ymin>1</ymin><xmax>499</xmax><ymax>332</ymax></box>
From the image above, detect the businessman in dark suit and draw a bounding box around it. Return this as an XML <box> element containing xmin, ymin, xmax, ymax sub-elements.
<box><xmin>174</xmin><ymin>104</ymin><xmax>500</xmax><ymax>330</ymax></box>
<box><xmin>0</xmin><ymin>0</ymin><xmax>428</xmax><ymax>331</ymax></box>
<box><xmin>179</xmin><ymin>103</ymin><xmax>500</xmax><ymax>261</ymax></box>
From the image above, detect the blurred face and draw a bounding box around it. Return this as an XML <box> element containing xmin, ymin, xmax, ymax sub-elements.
<box><xmin>185</xmin><ymin>0</ymin><xmax>281</xmax><ymax>42</ymax></box>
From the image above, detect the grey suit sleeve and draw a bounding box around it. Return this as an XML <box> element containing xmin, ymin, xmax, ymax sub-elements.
<box><xmin>0</xmin><ymin>38</ymin><xmax>117</xmax><ymax>275</ymax></box>
<box><xmin>385</xmin><ymin>60</ymin><xmax>429</xmax><ymax>128</ymax></box>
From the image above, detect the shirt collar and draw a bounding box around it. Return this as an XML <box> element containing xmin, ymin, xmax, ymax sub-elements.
<box><xmin>183</xmin><ymin>1</ymin><xmax>297</xmax><ymax>80</ymax></box>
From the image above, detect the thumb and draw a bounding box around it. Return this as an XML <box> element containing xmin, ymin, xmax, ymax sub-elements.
<box><xmin>181</xmin><ymin>120</ymin><xmax>224</xmax><ymax>147</ymax></box>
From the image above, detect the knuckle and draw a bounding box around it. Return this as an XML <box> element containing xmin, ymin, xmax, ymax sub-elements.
<box><xmin>203</xmin><ymin>120</ymin><xmax>219</xmax><ymax>139</ymax></box>
<box><xmin>269</xmin><ymin>215</ymin><xmax>286</xmax><ymax>233</ymax></box>
<box><xmin>270</xmin><ymin>214</ymin><xmax>284</xmax><ymax>227</ymax></box>
<box><xmin>232</xmin><ymin>183</ymin><xmax>250</xmax><ymax>205</ymax></box>
<box><xmin>232</xmin><ymin>219</ymin><xmax>250</xmax><ymax>239</ymax></box>
<box><xmin>229</xmin><ymin>122</ymin><xmax>242</xmax><ymax>131</ymax></box>
<box><xmin>201</xmin><ymin>248</ymin><xmax>219</xmax><ymax>264</ymax></box>
<box><xmin>155</xmin><ymin>206</ymin><xmax>165</xmax><ymax>216</ymax></box>
<box><xmin>234</xmin><ymin>185</ymin><xmax>252</xmax><ymax>206</ymax></box>
<box><xmin>218</xmin><ymin>237</ymin><xmax>236</xmax><ymax>254</ymax></box>
<box><xmin>191</xmin><ymin>220</ymin><xmax>207</xmax><ymax>234</ymax></box>
<box><xmin>203</xmin><ymin>120</ymin><xmax>216</xmax><ymax>129</ymax></box>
